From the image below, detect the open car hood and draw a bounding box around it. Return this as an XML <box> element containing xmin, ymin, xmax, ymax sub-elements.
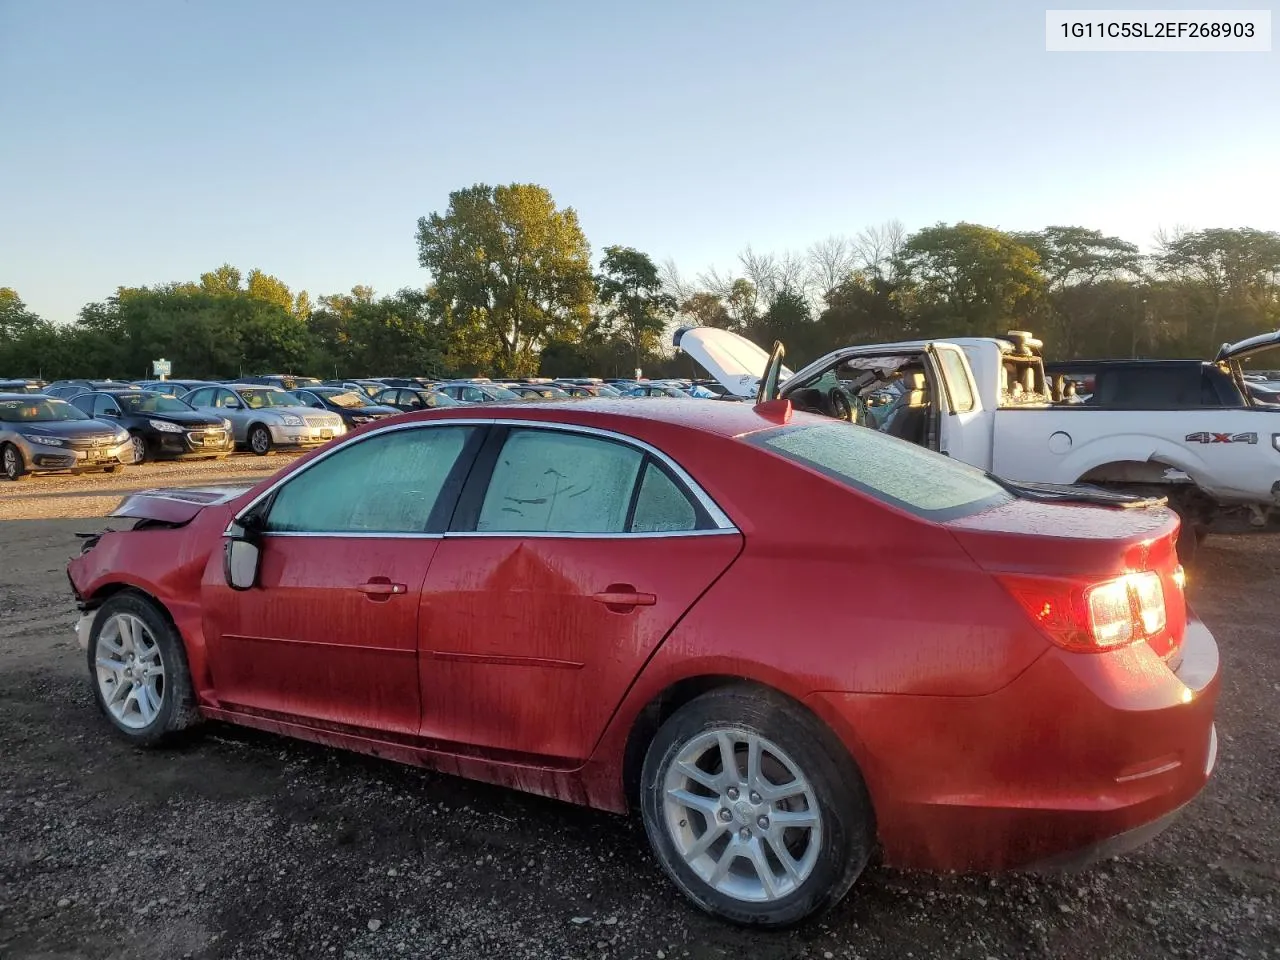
<box><xmin>110</xmin><ymin>485</ymin><xmax>253</xmax><ymax>525</ymax></box>
<box><xmin>1215</xmin><ymin>329</ymin><xmax>1280</xmax><ymax>363</ymax></box>
<box><xmin>672</xmin><ymin>326</ymin><xmax>794</xmax><ymax>399</ymax></box>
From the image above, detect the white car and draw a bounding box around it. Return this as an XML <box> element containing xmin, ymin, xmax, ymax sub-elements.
<box><xmin>676</xmin><ymin>325</ymin><xmax>1280</xmax><ymax>556</ymax></box>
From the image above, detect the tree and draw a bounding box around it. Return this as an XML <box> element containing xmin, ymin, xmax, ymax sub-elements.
<box><xmin>806</xmin><ymin>236</ymin><xmax>856</xmax><ymax>304</ymax></box>
<box><xmin>680</xmin><ymin>291</ymin><xmax>732</xmax><ymax>329</ymax></box>
<box><xmin>1012</xmin><ymin>227</ymin><xmax>1143</xmax><ymax>356</ymax></box>
<box><xmin>246</xmin><ymin>269</ymin><xmax>297</xmax><ymax>314</ymax></box>
<box><xmin>416</xmin><ymin>183</ymin><xmax>595</xmax><ymax>375</ymax></box>
<box><xmin>199</xmin><ymin>264</ymin><xmax>243</xmax><ymax>295</ymax></box>
<box><xmin>898</xmin><ymin>223</ymin><xmax>1045</xmax><ymax>336</ymax></box>
<box><xmin>0</xmin><ymin>288</ymin><xmax>41</xmax><ymax>340</ymax></box>
<box><xmin>749</xmin><ymin>286</ymin><xmax>818</xmax><ymax>362</ymax></box>
<box><xmin>596</xmin><ymin>246</ymin><xmax>677</xmax><ymax>374</ymax></box>
<box><xmin>817</xmin><ymin>274</ymin><xmax>910</xmax><ymax>347</ymax></box>
<box><xmin>1155</xmin><ymin>227</ymin><xmax>1280</xmax><ymax>351</ymax></box>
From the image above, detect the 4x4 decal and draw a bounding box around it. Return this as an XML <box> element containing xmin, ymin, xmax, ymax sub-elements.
<box><xmin>1185</xmin><ymin>432</ymin><xmax>1258</xmax><ymax>444</ymax></box>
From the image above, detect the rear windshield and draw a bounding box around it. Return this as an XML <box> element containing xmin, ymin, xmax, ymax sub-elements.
<box><xmin>753</xmin><ymin>422</ymin><xmax>1010</xmax><ymax>519</ymax></box>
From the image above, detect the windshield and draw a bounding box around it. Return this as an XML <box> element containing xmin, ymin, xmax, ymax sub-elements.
<box><xmin>117</xmin><ymin>393</ymin><xmax>194</xmax><ymax>414</ymax></box>
<box><xmin>595</xmin><ymin>384</ymin><xmax>622</xmax><ymax>397</ymax></box>
<box><xmin>0</xmin><ymin>398</ymin><xmax>91</xmax><ymax>422</ymax></box>
<box><xmin>314</xmin><ymin>390</ymin><xmax>367</xmax><ymax>408</ymax></box>
<box><xmin>754</xmin><ymin>422</ymin><xmax>1010</xmax><ymax>520</ymax></box>
<box><xmin>418</xmin><ymin>391</ymin><xmax>459</xmax><ymax>407</ymax></box>
<box><xmin>484</xmin><ymin>385</ymin><xmax>521</xmax><ymax>400</ymax></box>
<box><xmin>236</xmin><ymin>388</ymin><xmax>298</xmax><ymax>409</ymax></box>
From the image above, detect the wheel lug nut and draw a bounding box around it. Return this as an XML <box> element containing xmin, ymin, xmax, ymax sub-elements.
<box><xmin>757</xmin><ymin>816</ymin><xmax>769</xmax><ymax>829</ymax></box>
<box><xmin>749</xmin><ymin>792</ymin><xmax>761</xmax><ymax>804</ymax></box>
<box><xmin>726</xmin><ymin>788</ymin><xmax>739</xmax><ymax>801</ymax></box>
<box><xmin>738</xmin><ymin>828</ymin><xmax>750</xmax><ymax>841</ymax></box>
<box><xmin>718</xmin><ymin>808</ymin><xmax>732</xmax><ymax>822</ymax></box>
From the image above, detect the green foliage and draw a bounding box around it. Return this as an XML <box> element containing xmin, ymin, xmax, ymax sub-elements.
<box><xmin>416</xmin><ymin>183</ymin><xmax>595</xmax><ymax>376</ymax></box>
<box><xmin>596</xmin><ymin>245</ymin><xmax>677</xmax><ymax>372</ymax></box>
<box><xmin>897</xmin><ymin>222</ymin><xmax>1045</xmax><ymax>337</ymax></box>
<box><xmin>5</xmin><ymin>213</ymin><xmax>1279</xmax><ymax>383</ymax></box>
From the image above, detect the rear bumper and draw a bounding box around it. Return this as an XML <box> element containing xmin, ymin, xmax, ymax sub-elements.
<box><xmin>807</xmin><ymin>618</ymin><xmax>1220</xmax><ymax>872</ymax></box>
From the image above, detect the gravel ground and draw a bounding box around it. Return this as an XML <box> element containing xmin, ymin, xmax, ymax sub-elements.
<box><xmin>0</xmin><ymin>521</ymin><xmax>1277</xmax><ymax>959</ymax></box>
<box><xmin>0</xmin><ymin>452</ymin><xmax>302</xmax><ymax>520</ymax></box>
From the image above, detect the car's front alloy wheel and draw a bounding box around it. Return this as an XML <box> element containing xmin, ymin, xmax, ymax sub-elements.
<box><xmin>249</xmin><ymin>425</ymin><xmax>272</xmax><ymax>456</ymax></box>
<box><xmin>2</xmin><ymin>443</ymin><xmax>26</xmax><ymax>481</ymax></box>
<box><xmin>640</xmin><ymin>686</ymin><xmax>873</xmax><ymax>928</ymax></box>
<box><xmin>88</xmin><ymin>593</ymin><xmax>201</xmax><ymax>746</ymax></box>
<box><xmin>130</xmin><ymin>433</ymin><xmax>148</xmax><ymax>464</ymax></box>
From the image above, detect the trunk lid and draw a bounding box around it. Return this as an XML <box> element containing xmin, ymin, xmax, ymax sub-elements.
<box><xmin>110</xmin><ymin>485</ymin><xmax>253</xmax><ymax>525</ymax></box>
<box><xmin>672</xmin><ymin>326</ymin><xmax>793</xmax><ymax>398</ymax></box>
<box><xmin>946</xmin><ymin>496</ymin><xmax>1185</xmax><ymax>660</ymax></box>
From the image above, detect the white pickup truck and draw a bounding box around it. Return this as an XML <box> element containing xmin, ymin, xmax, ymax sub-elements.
<box><xmin>674</xmin><ymin>326</ymin><xmax>1280</xmax><ymax>553</ymax></box>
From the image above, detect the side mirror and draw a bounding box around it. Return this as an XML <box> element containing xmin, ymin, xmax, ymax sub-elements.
<box><xmin>223</xmin><ymin>521</ymin><xmax>262</xmax><ymax>590</ymax></box>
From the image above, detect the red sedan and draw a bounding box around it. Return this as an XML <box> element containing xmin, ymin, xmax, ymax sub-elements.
<box><xmin>68</xmin><ymin>398</ymin><xmax>1219</xmax><ymax>927</ymax></box>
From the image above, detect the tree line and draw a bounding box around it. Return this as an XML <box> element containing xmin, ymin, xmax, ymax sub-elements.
<box><xmin>3</xmin><ymin>182</ymin><xmax>1279</xmax><ymax>382</ymax></box>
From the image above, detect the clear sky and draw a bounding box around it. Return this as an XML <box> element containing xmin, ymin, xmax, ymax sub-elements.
<box><xmin>2</xmin><ymin>0</ymin><xmax>1276</xmax><ymax>323</ymax></box>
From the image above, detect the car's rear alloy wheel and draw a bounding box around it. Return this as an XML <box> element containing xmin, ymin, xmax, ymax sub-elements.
<box><xmin>88</xmin><ymin>593</ymin><xmax>201</xmax><ymax>746</ymax></box>
<box><xmin>249</xmin><ymin>425</ymin><xmax>272</xmax><ymax>456</ymax></box>
<box><xmin>130</xmin><ymin>433</ymin><xmax>148</xmax><ymax>464</ymax></box>
<box><xmin>640</xmin><ymin>686</ymin><xmax>874</xmax><ymax>928</ymax></box>
<box><xmin>2</xmin><ymin>443</ymin><xmax>26</xmax><ymax>481</ymax></box>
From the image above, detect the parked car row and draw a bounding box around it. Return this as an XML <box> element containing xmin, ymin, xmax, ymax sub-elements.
<box><xmin>0</xmin><ymin>371</ymin><xmax>734</xmax><ymax>481</ymax></box>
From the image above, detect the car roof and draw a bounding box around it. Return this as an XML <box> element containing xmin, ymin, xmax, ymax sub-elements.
<box><xmin>0</xmin><ymin>391</ymin><xmax>55</xmax><ymax>401</ymax></box>
<box><xmin>386</xmin><ymin>396</ymin><xmax>792</xmax><ymax>440</ymax></box>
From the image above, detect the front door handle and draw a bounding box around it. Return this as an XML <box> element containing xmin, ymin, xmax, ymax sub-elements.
<box><xmin>592</xmin><ymin>584</ymin><xmax>657</xmax><ymax>613</ymax></box>
<box><xmin>357</xmin><ymin>578</ymin><xmax>407</xmax><ymax>601</ymax></box>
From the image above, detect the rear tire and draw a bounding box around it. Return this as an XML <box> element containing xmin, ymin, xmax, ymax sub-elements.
<box><xmin>248</xmin><ymin>424</ymin><xmax>272</xmax><ymax>456</ymax></box>
<box><xmin>2</xmin><ymin>443</ymin><xmax>26</xmax><ymax>481</ymax></box>
<box><xmin>639</xmin><ymin>685</ymin><xmax>873</xmax><ymax>928</ymax></box>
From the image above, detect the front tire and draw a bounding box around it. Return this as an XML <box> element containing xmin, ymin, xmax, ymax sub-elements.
<box><xmin>639</xmin><ymin>685</ymin><xmax>873</xmax><ymax>928</ymax></box>
<box><xmin>87</xmin><ymin>593</ymin><xmax>201</xmax><ymax>746</ymax></box>
<box><xmin>2</xmin><ymin>442</ymin><xmax>27</xmax><ymax>481</ymax></box>
<box><xmin>248</xmin><ymin>424</ymin><xmax>272</xmax><ymax>456</ymax></box>
<box><xmin>129</xmin><ymin>432</ymin><xmax>149</xmax><ymax>465</ymax></box>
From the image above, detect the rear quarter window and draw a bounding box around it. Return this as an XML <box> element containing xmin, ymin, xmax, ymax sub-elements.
<box><xmin>752</xmin><ymin>422</ymin><xmax>1010</xmax><ymax>520</ymax></box>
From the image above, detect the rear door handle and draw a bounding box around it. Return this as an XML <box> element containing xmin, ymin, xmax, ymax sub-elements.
<box><xmin>357</xmin><ymin>578</ymin><xmax>407</xmax><ymax>601</ymax></box>
<box><xmin>592</xmin><ymin>585</ymin><xmax>657</xmax><ymax>612</ymax></box>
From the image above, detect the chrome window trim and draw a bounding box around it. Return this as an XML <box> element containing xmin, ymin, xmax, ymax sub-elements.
<box><xmin>445</xmin><ymin>528</ymin><xmax>737</xmax><ymax>540</ymax></box>
<box><xmin>264</xmin><ymin>531</ymin><xmax>445</xmax><ymax>540</ymax></box>
<box><xmin>228</xmin><ymin>416</ymin><xmax>737</xmax><ymax>537</ymax></box>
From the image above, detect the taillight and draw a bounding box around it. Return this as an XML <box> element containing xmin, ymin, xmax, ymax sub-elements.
<box><xmin>999</xmin><ymin>569</ymin><xmax>1179</xmax><ymax>654</ymax></box>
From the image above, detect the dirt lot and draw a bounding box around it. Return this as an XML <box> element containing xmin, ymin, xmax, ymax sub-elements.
<box><xmin>0</xmin><ymin>452</ymin><xmax>303</xmax><ymax>520</ymax></box>
<box><xmin>1</xmin><ymin>498</ymin><xmax>1278</xmax><ymax>957</ymax></box>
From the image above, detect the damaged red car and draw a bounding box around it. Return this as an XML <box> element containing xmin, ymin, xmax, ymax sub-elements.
<box><xmin>68</xmin><ymin>398</ymin><xmax>1220</xmax><ymax>928</ymax></box>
